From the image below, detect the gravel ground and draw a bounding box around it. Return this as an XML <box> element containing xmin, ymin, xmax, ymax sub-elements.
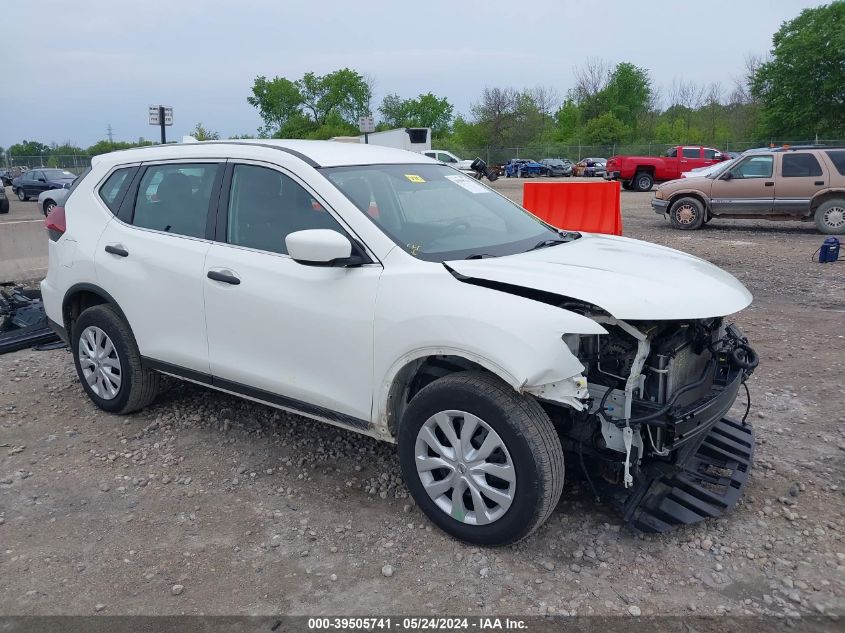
<box><xmin>1</xmin><ymin>182</ymin><xmax>843</xmax><ymax>617</ymax></box>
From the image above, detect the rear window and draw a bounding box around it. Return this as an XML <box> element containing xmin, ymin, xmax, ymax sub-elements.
<box><xmin>131</xmin><ymin>163</ymin><xmax>220</xmax><ymax>238</ymax></box>
<box><xmin>782</xmin><ymin>153</ymin><xmax>823</xmax><ymax>177</ymax></box>
<box><xmin>98</xmin><ymin>167</ymin><xmax>137</xmax><ymax>213</ymax></box>
<box><xmin>825</xmin><ymin>150</ymin><xmax>845</xmax><ymax>176</ymax></box>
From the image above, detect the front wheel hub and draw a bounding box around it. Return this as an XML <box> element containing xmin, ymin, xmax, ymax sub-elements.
<box><xmin>414</xmin><ymin>410</ymin><xmax>516</xmax><ymax>525</ymax></box>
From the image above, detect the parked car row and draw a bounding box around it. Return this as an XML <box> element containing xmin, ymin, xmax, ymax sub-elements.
<box><xmin>653</xmin><ymin>145</ymin><xmax>845</xmax><ymax>234</ymax></box>
<box><xmin>1</xmin><ymin>166</ymin><xmax>28</xmax><ymax>187</ymax></box>
<box><xmin>12</xmin><ymin>168</ymin><xmax>77</xmax><ymax>201</ymax></box>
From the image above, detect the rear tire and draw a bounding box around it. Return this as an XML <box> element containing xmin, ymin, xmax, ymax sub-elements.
<box><xmin>669</xmin><ymin>196</ymin><xmax>705</xmax><ymax>230</ymax></box>
<box><xmin>43</xmin><ymin>199</ymin><xmax>56</xmax><ymax>216</ymax></box>
<box><xmin>397</xmin><ymin>371</ymin><xmax>564</xmax><ymax>546</ymax></box>
<box><xmin>633</xmin><ymin>171</ymin><xmax>654</xmax><ymax>192</ymax></box>
<box><xmin>814</xmin><ymin>198</ymin><xmax>845</xmax><ymax>235</ymax></box>
<box><xmin>71</xmin><ymin>304</ymin><xmax>160</xmax><ymax>414</ymax></box>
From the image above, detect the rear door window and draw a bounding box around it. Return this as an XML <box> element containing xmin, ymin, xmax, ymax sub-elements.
<box><xmin>131</xmin><ymin>163</ymin><xmax>221</xmax><ymax>238</ymax></box>
<box><xmin>781</xmin><ymin>153</ymin><xmax>823</xmax><ymax>177</ymax></box>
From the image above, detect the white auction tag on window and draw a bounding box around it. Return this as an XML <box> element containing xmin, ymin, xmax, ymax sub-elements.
<box><xmin>444</xmin><ymin>174</ymin><xmax>489</xmax><ymax>194</ymax></box>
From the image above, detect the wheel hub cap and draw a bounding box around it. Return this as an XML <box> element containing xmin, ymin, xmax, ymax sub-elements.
<box><xmin>823</xmin><ymin>206</ymin><xmax>845</xmax><ymax>229</ymax></box>
<box><xmin>78</xmin><ymin>326</ymin><xmax>122</xmax><ymax>400</ymax></box>
<box><xmin>414</xmin><ymin>410</ymin><xmax>515</xmax><ymax>525</ymax></box>
<box><xmin>677</xmin><ymin>205</ymin><xmax>696</xmax><ymax>224</ymax></box>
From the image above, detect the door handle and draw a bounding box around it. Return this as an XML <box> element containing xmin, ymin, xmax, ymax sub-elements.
<box><xmin>104</xmin><ymin>244</ymin><xmax>129</xmax><ymax>257</ymax></box>
<box><xmin>207</xmin><ymin>270</ymin><xmax>241</xmax><ymax>285</ymax></box>
<box><xmin>764</xmin><ymin>182</ymin><xmax>774</xmax><ymax>187</ymax></box>
<box><xmin>814</xmin><ymin>181</ymin><xmax>825</xmax><ymax>186</ymax></box>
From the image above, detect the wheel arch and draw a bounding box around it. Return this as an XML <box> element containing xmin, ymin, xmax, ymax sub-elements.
<box><xmin>810</xmin><ymin>189</ymin><xmax>845</xmax><ymax>213</ymax></box>
<box><xmin>668</xmin><ymin>190</ymin><xmax>710</xmax><ymax>214</ymax></box>
<box><xmin>377</xmin><ymin>347</ymin><xmax>540</xmax><ymax>440</ymax></box>
<box><xmin>62</xmin><ymin>283</ymin><xmax>131</xmax><ymax>343</ymax></box>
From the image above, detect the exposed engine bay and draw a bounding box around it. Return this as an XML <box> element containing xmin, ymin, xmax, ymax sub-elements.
<box><xmin>547</xmin><ymin>313</ymin><xmax>759</xmax><ymax>532</ymax></box>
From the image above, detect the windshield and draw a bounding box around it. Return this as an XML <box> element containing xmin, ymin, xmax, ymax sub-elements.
<box><xmin>44</xmin><ymin>169</ymin><xmax>75</xmax><ymax>179</ymax></box>
<box><xmin>545</xmin><ymin>159</ymin><xmax>564</xmax><ymax>167</ymax></box>
<box><xmin>705</xmin><ymin>158</ymin><xmax>736</xmax><ymax>179</ymax></box>
<box><xmin>322</xmin><ymin>164</ymin><xmax>564</xmax><ymax>261</ymax></box>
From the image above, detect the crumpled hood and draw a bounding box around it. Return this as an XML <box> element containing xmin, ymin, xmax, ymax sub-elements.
<box><xmin>447</xmin><ymin>233</ymin><xmax>752</xmax><ymax>320</ymax></box>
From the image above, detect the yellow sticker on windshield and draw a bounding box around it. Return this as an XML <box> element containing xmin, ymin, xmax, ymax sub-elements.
<box><xmin>404</xmin><ymin>174</ymin><xmax>426</xmax><ymax>183</ymax></box>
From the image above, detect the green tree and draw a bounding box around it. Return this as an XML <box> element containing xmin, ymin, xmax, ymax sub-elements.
<box><xmin>8</xmin><ymin>140</ymin><xmax>51</xmax><ymax>161</ymax></box>
<box><xmin>248</xmin><ymin>68</ymin><xmax>372</xmax><ymax>138</ymax></box>
<box><xmin>598</xmin><ymin>62</ymin><xmax>652</xmax><ymax>135</ymax></box>
<box><xmin>86</xmin><ymin>140</ymin><xmax>152</xmax><ymax>156</ymax></box>
<box><xmin>751</xmin><ymin>1</ymin><xmax>845</xmax><ymax>138</ymax></box>
<box><xmin>553</xmin><ymin>99</ymin><xmax>581</xmax><ymax>142</ymax></box>
<box><xmin>247</xmin><ymin>75</ymin><xmax>305</xmax><ymax>136</ymax></box>
<box><xmin>583</xmin><ymin>113</ymin><xmax>629</xmax><ymax>144</ymax></box>
<box><xmin>190</xmin><ymin>122</ymin><xmax>220</xmax><ymax>141</ymax></box>
<box><xmin>379</xmin><ymin>92</ymin><xmax>453</xmax><ymax>136</ymax></box>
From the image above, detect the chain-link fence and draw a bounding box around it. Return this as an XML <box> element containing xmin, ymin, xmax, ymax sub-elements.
<box><xmin>4</xmin><ymin>139</ymin><xmax>843</xmax><ymax>173</ymax></box>
<box><xmin>436</xmin><ymin>139</ymin><xmax>845</xmax><ymax>166</ymax></box>
<box><xmin>3</xmin><ymin>155</ymin><xmax>92</xmax><ymax>174</ymax></box>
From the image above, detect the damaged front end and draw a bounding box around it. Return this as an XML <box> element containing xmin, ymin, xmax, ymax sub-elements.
<box><xmin>542</xmin><ymin>315</ymin><xmax>758</xmax><ymax>532</ymax></box>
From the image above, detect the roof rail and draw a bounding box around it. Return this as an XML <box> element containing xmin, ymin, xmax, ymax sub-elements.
<box><xmin>771</xmin><ymin>145</ymin><xmax>845</xmax><ymax>152</ymax></box>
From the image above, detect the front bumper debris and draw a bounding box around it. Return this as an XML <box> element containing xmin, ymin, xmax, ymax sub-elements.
<box><xmin>620</xmin><ymin>417</ymin><xmax>754</xmax><ymax>532</ymax></box>
<box><xmin>0</xmin><ymin>286</ymin><xmax>61</xmax><ymax>354</ymax></box>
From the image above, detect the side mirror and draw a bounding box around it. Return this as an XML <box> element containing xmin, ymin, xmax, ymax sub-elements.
<box><xmin>286</xmin><ymin>229</ymin><xmax>362</xmax><ymax>267</ymax></box>
<box><xmin>722</xmin><ymin>171</ymin><xmax>734</xmax><ymax>181</ymax></box>
<box><xmin>38</xmin><ymin>177</ymin><xmax>46</xmax><ymax>182</ymax></box>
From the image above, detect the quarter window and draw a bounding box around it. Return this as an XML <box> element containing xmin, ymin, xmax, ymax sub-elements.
<box><xmin>225</xmin><ymin>164</ymin><xmax>345</xmax><ymax>255</ymax></box>
<box><xmin>730</xmin><ymin>155</ymin><xmax>773</xmax><ymax>179</ymax></box>
<box><xmin>682</xmin><ymin>148</ymin><xmax>701</xmax><ymax>159</ymax></box>
<box><xmin>132</xmin><ymin>163</ymin><xmax>219</xmax><ymax>238</ymax></box>
<box><xmin>781</xmin><ymin>153</ymin><xmax>823</xmax><ymax>177</ymax></box>
<box><xmin>825</xmin><ymin>150</ymin><xmax>845</xmax><ymax>176</ymax></box>
<box><xmin>98</xmin><ymin>167</ymin><xmax>135</xmax><ymax>213</ymax></box>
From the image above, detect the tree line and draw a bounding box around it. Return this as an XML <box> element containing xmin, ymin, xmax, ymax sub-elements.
<box><xmin>3</xmin><ymin>1</ymin><xmax>842</xmax><ymax>163</ymax></box>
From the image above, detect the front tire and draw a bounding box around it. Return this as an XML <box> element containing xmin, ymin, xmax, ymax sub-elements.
<box><xmin>398</xmin><ymin>372</ymin><xmax>564</xmax><ymax>546</ymax></box>
<box><xmin>16</xmin><ymin>188</ymin><xmax>28</xmax><ymax>201</ymax></box>
<box><xmin>669</xmin><ymin>196</ymin><xmax>705</xmax><ymax>230</ymax></box>
<box><xmin>814</xmin><ymin>198</ymin><xmax>845</xmax><ymax>235</ymax></box>
<box><xmin>71</xmin><ymin>304</ymin><xmax>160</xmax><ymax>414</ymax></box>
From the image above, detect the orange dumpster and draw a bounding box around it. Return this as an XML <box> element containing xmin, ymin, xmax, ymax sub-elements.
<box><xmin>522</xmin><ymin>181</ymin><xmax>623</xmax><ymax>235</ymax></box>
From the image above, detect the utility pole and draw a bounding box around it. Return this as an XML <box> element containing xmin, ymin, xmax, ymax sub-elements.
<box><xmin>106</xmin><ymin>124</ymin><xmax>114</xmax><ymax>143</ymax></box>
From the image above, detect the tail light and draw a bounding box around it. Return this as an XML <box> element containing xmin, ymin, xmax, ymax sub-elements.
<box><xmin>45</xmin><ymin>206</ymin><xmax>66</xmax><ymax>241</ymax></box>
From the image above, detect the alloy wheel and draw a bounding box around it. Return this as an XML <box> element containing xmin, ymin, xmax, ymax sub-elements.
<box><xmin>414</xmin><ymin>410</ymin><xmax>516</xmax><ymax>525</ymax></box>
<box><xmin>78</xmin><ymin>326</ymin><xmax>122</xmax><ymax>400</ymax></box>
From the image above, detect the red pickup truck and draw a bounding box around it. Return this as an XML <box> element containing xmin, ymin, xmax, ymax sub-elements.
<box><xmin>604</xmin><ymin>146</ymin><xmax>729</xmax><ymax>191</ymax></box>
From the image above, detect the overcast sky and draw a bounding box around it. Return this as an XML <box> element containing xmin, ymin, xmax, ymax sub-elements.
<box><xmin>0</xmin><ymin>0</ymin><xmax>821</xmax><ymax>149</ymax></box>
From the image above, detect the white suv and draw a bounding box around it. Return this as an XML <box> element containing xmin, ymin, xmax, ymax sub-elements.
<box><xmin>42</xmin><ymin>140</ymin><xmax>759</xmax><ymax>545</ymax></box>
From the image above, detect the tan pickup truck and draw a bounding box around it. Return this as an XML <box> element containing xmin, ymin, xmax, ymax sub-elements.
<box><xmin>652</xmin><ymin>146</ymin><xmax>845</xmax><ymax>234</ymax></box>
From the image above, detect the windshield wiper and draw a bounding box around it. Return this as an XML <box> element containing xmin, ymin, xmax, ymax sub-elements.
<box><xmin>464</xmin><ymin>253</ymin><xmax>496</xmax><ymax>259</ymax></box>
<box><xmin>526</xmin><ymin>238</ymin><xmax>567</xmax><ymax>252</ymax></box>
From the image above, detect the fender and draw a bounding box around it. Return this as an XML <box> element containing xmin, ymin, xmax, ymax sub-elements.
<box><xmin>61</xmin><ymin>282</ymin><xmax>131</xmax><ymax>333</ymax></box>
<box><xmin>372</xmin><ymin>261</ymin><xmax>608</xmax><ymax>436</ymax></box>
